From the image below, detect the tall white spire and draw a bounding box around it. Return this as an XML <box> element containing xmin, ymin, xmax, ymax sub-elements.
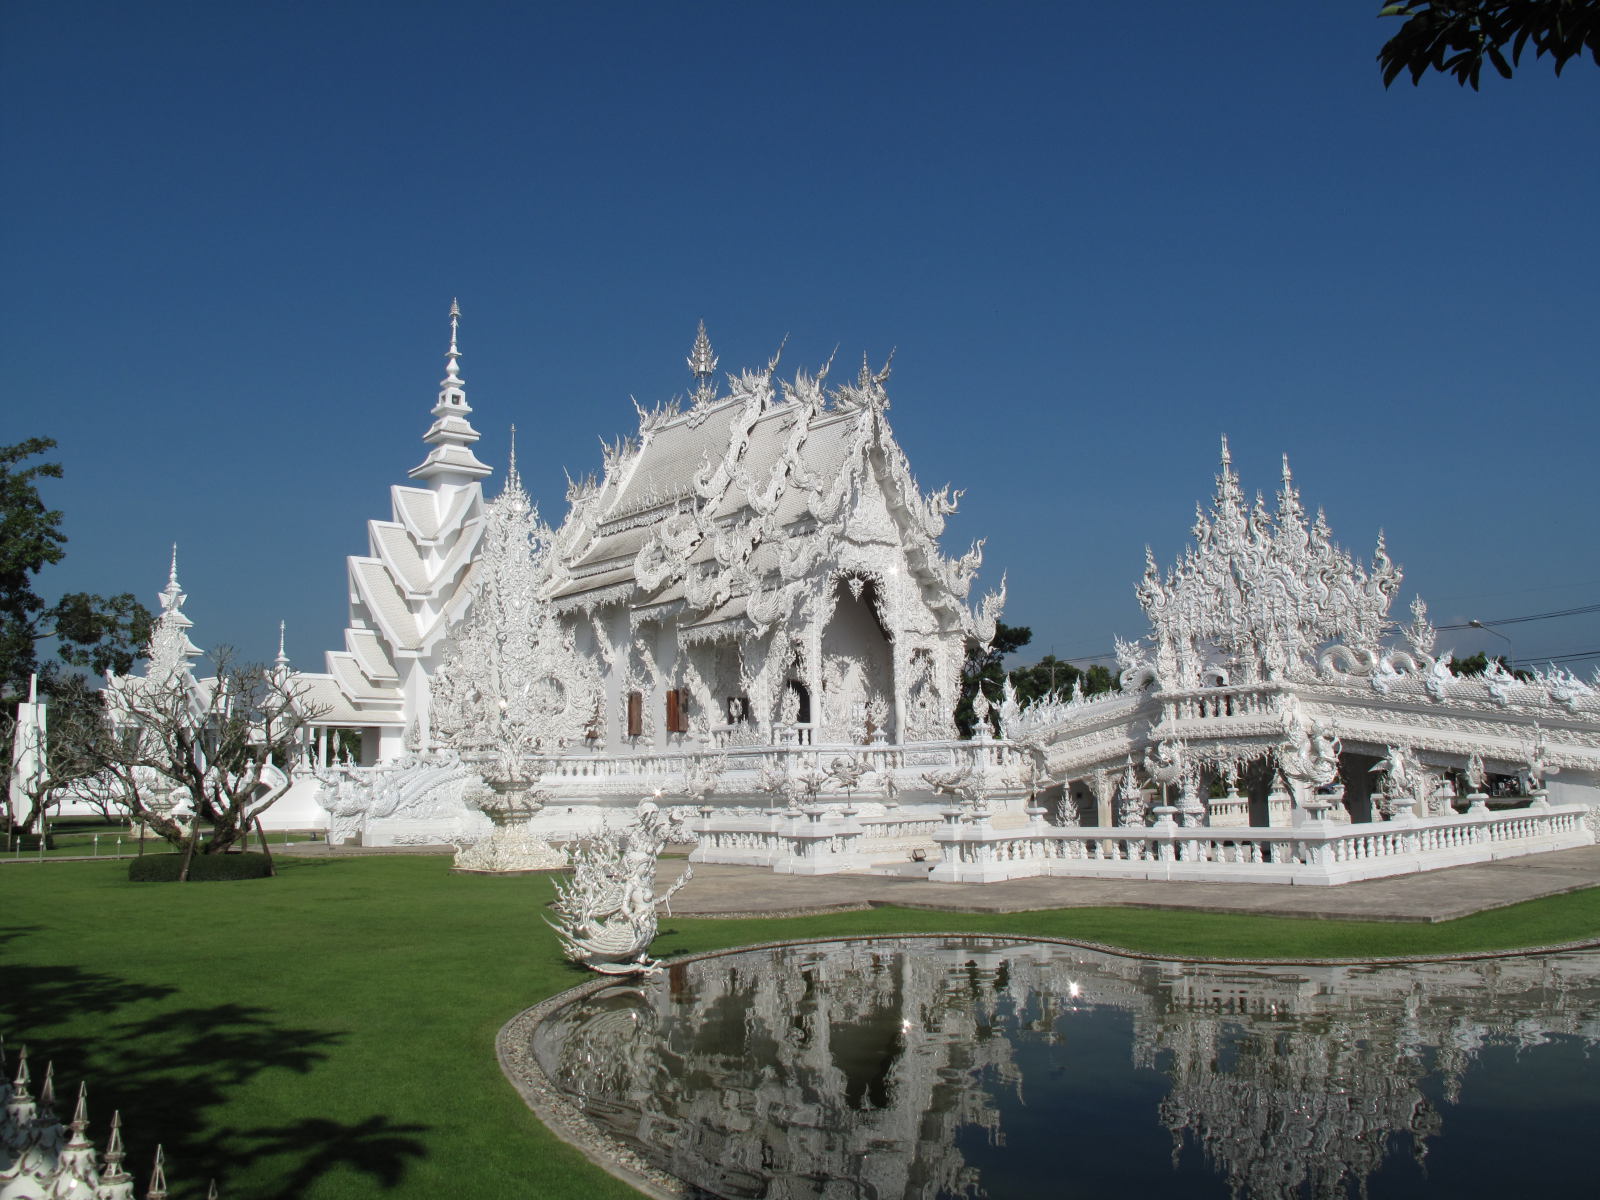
<box><xmin>506</xmin><ymin>423</ymin><xmax>521</xmax><ymax>495</ymax></box>
<box><xmin>275</xmin><ymin>620</ymin><xmax>289</xmax><ymax>669</ymax></box>
<box><xmin>410</xmin><ymin>299</ymin><xmax>491</xmax><ymax>486</ymax></box>
<box><xmin>145</xmin><ymin>545</ymin><xmax>201</xmax><ymax>683</ymax></box>
<box><xmin>688</xmin><ymin>319</ymin><xmax>718</xmax><ymax>406</ymax></box>
<box><xmin>158</xmin><ymin>544</ymin><xmax>182</xmax><ymax>613</ymax></box>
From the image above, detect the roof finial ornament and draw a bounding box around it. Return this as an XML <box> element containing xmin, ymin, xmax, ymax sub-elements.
<box><xmin>411</xmin><ymin>300</ymin><xmax>490</xmax><ymax>484</ymax></box>
<box><xmin>1220</xmin><ymin>434</ymin><xmax>1232</xmax><ymax>471</ymax></box>
<box><xmin>442</xmin><ymin>299</ymin><xmax>464</xmax><ymax>394</ymax></box>
<box><xmin>101</xmin><ymin>1111</ymin><xmax>131</xmax><ymax>1187</ymax></box>
<box><xmin>169</xmin><ymin>543</ymin><xmax>179</xmax><ymax>587</ymax></box>
<box><xmin>147</xmin><ymin>1144</ymin><xmax>169</xmax><ymax>1200</ymax></box>
<box><xmin>506</xmin><ymin>424</ymin><xmax>522</xmax><ymax>494</ymax></box>
<box><xmin>275</xmin><ymin>620</ymin><xmax>289</xmax><ymax>668</ymax></box>
<box><xmin>688</xmin><ymin>320</ymin><xmax>718</xmax><ymax>406</ymax></box>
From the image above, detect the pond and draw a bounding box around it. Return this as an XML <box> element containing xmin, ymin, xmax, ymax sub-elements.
<box><xmin>521</xmin><ymin>938</ymin><xmax>1600</xmax><ymax>1199</ymax></box>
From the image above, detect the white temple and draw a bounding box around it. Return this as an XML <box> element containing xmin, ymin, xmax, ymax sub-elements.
<box><xmin>958</xmin><ymin>442</ymin><xmax>1600</xmax><ymax>882</ymax></box>
<box><xmin>20</xmin><ymin>304</ymin><xmax>1599</xmax><ymax>881</ymax></box>
<box><xmin>298</xmin><ymin>307</ymin><xmax>1016</xmax><ymax>848</ymax></box>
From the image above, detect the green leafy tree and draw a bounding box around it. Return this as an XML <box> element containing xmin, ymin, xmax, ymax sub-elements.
<box><xmin>1447</xmin><ymin>651</ymin><xmax>1533</xmax><ymax>680</ymax></box>
<box><xmin>957</xmin><ymin>621</ymin><xmax>1032</xmax><ymax>737</ymax></box>
<box><xmin>0</xmin><ymin>438</ymin><xmax>153</xmax><ymax>700</ymax></box>
<box><xmin>1379</xmin><ymin>2</ymin><xmax>1600</xmax><ymax>88</ymax></box>
<box><xmin>1005</xmin><ymin>655</ymin><xmax>1119</xmax><ymax>708</ymax></box>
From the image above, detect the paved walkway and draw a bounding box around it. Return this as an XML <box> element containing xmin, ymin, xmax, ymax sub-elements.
<box><xmin>666</xmin><ymin>845</ymin><xmax>1600</xmax><ymax>924</ymax></box>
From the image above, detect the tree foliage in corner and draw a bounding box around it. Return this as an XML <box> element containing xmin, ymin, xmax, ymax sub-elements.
<box><xmin>957</xmin><ymin>621</ymin><xmax>1032</xmax><ymax>737</ymax></box>
<box><xmin>0</xmin><ymin>438</ymin><xmax>153</xmax><ymax>700</ymax></box>
<box><xmin>1379</xmin><ymin>2</ymin><xmax>1600</xmax><ymax>87</ymax></box>
<box><xmin>957</xmin><ymin>622</ymin><xmax>1120</xmax><ymax>737</ymax></box>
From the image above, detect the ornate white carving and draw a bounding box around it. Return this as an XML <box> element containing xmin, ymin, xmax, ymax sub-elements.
<box><xmin>316</xmin><ymin>755</ymin><xmax>488</xmax><ymax>845</ymax></box>
<box><xmin>546</xmin><ymin>800</ymin><xmax>693</xmax><ymax>975</ymax></box>
<box><xmin>453</xmin><ymin>825</ymin><xmax>567</xmax><ymax>872</ymax></box>
<box><xmin>430</xmin><ymin>471</ymin><xmax>603</xmax><ymax>761</ymax></box>
<box><xmin>1132</xmin><ymin>442</ymin><xmax>1400</xmax><ymax>691</ymax></box>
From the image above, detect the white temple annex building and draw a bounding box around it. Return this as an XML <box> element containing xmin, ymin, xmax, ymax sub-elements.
<box><xmin>55</xmin><ymin>305</ymin><xmax>1600</xmax><ymax>884</ymax></box>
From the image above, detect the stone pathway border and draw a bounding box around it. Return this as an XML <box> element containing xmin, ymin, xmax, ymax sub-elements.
<box><xmin>497</xmin><ymin>930</ymin><xmax>1600</xmax><ymax>1200</ymax></box>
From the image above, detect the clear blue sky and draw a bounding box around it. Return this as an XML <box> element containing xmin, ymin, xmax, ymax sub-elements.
<box><xmin>4</xmin><ymin>2</ymin><xmax>1597</xmax><ymax>676</ymax></box>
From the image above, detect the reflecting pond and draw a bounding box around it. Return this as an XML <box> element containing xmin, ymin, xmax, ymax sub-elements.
<box><xmin>524</xmin><ymin>938</ymin><xmax>1600</xmax><ymax>1199</ymax></box>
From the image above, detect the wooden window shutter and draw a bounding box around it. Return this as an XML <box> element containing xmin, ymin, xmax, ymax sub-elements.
<box><xmin>666</xmin><ymin>689</ymin><xmax>684</xmax><ymax>733</ymax></box>
<box><xmin>627</xmin><ymin>691</ymin><xmax>643</xmax><ymax>737</ymax></box>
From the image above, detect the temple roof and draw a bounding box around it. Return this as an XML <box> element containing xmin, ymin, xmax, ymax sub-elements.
<box><xmin>547</xmin><ymin>334</ymin><xmax>992</xmax><ymax>636</ymax></box>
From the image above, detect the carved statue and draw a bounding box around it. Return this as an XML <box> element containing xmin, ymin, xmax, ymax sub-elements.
<box><xmin>1371</xmin><ymin>745</ymin><xmax>1424</xmax><ymax>816</ymax></box>
<box><xmin>1276</xmin><ymin>698</ymin><xmax>1341</xmax><ymax>790</ymax></box>
<box><xmin>1116</xmin><ymin>758</ymin><xmax>1149</xmax><ymax>828</ymax></box>
<box><xmin>546</xmin><ymin>800</ymin><xmax>693</xmax><ymax>976</ymax></box>
<box><xmin>1525</xmin><ymin>724</ymin><xmax>1549</xmax><ymax>792</ymax></box>
<box><xmin>1465</xmin><ymin>749</ymin><xmax>1488</xmax><ymax>794</ymax></box>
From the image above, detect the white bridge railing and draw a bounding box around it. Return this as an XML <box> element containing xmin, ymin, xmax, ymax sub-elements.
<box><xmin>691</xmin><ymin>809</ymin><xmax>945</xmax><ymax>875</ymax></box>
<box><xmin>689</xmin><ymin>800</ymin><xmax>1592</xmax><ymax>883</ymax></box>
<box><xmin>928</xmin><ymin>804</ymin><xmax>1593</xmax><ymax>885</ymax></box>
<box><xmin>540</xmin><ymin>737</ymin><xmax>1022</xmax><ymax>804</ymax></box>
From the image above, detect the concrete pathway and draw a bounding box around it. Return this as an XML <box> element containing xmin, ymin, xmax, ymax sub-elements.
<box><xmin>666</xmin><ymin>845</ymin><xmax>1600</xmax><ymax>924</ymax></box>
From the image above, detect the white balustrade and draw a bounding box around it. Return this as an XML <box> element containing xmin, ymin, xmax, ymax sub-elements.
<box><xmin>928</xmin><ymin>805</ymin><xmax>1593</xmax><ymax>885</ymax></box>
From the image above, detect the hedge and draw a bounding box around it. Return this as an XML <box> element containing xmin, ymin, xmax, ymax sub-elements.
<box><xmin>128</xmin><ymin>851</ymin><xmax>274</xmax><ymax>882</ymax></box>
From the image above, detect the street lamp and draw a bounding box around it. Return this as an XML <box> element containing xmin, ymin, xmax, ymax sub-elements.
<box><xmin>1468</xmin><ymin>619</ymin><xmax>1514</xmax><ymax>666</ymax></box>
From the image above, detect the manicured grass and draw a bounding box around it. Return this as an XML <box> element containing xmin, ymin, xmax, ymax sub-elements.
<box><xmin>6</xmin><ymin>818</ymin><xmax>321</xmax><ymax>858</ymax></box>
<box><xmin>2</xmin><ymin>856</ymin><xmax>1596</xmax><ymax>1199</ymax></box>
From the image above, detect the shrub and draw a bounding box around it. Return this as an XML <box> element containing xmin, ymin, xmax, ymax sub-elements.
<box><xmin>128</xmin><ymin>851</ymin><xmax>273</xmax><ymax>882</ymax></box>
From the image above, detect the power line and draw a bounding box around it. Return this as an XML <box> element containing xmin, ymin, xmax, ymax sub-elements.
<box><xmin>1437</xmin><ymin>602</ymin><xmax>1600</xmax><ymax>630</ymax></box>
<box><xmin>1510</xmin><ymin>647</ymin><xmax>1600</xmax><ymax>667</ymax></box>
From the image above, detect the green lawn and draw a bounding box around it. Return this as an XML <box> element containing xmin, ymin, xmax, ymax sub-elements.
<box><xmin>7</xmin><ymin>818</ymin><xmax>322</xmax><ymax>858</ymax></box>
<box><xmin>2</xmin><ymin>856</ymin><xmax>1596</xmax><ymax>1199</ymax></box>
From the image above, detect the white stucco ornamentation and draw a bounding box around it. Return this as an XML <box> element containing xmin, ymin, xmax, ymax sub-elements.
<box><xmin>985</xmin><ymin>441</ymin><xmax>1599</xmax><ymax>884</ymax></box>
<box><xmin>429</xmin><ymin>440</ymin><xmax>603</xmax><ymax>763</ymax></box>
<box><xmin>316</xmin><ymin>755</ymin><xmax>488</xmax><ymax>846</ymax></box>
<box><xmin>1127</xmin><ymin>442</ymin><xmax>1401</xmax><ymax>691</ymax></box>
<box><xmin>310</xmin><ymin>314</ymin><xmax>1015</xmax><ymax>846</ymax></box>
<box><xmin>546</xmin><ymin>801</ymin><xmax>692</xmax><ymax>975</ymax></box>
<box><xmin>0</xmin><ymin>1046</ymin><xmax>171</xmax><ymax>1200</ymax></box>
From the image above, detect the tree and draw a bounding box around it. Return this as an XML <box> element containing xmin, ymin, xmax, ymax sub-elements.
<box><xmin>72</xmin><ymin>649</ymin><xmax>323</xmax><ymax>873</ymax></box>
<box><xmin>1</xmin><ymin>672</ymin><xmax>108</xmax><ymax>843</ymax></box>
<box><xmin>957</xmin><ymin>621</ymin><xmax>1032</xmax><ymax>737</ymax></box>
<box><xmin>1379</xmin><ymin>2</ymin><xmax>1600</xmax><ymax>88</ymax></box>
<box><xmin>1447</xmin><ymin>650</ymin><xmax>1533</xmax><ymax>679</ymax></box>
<box><xmin>1</xmin><ymin>438</ymin><xmax>153</xmax><ymax>700</ymax></box>
<box><xmin>1005</xmin><ymin>655</ymin><xmax>1119</xmax><ymax>708</ymax></box>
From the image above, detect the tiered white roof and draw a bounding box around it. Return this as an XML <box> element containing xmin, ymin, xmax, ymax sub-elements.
<box><xmin>549</xmin><ymin>340</ymin><xmax>1002</xmax><ymax>647</ymax></box>
<box><xmin>321</xmin><ymin>304</ymin><xmax>491</xmax><ymax>733</ymax></box>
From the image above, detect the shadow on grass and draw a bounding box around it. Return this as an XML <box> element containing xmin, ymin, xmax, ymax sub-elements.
<box><xmin>222</xmin><ymin>1115</ymin><xmax>431</xmax><ymax>1194</ymax></box>
<box><xmin>0</xmin><ymin>959</ymin><xmax>429</xmax><ymax>1196</ymax></box>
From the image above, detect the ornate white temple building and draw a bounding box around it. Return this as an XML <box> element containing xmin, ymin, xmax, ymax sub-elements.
<box><xmin>292</xmin><ymin>306</ymin><xmax>1012</xmax><ymax>846</ymax></box>
<box><xmin>47</xmin><ymin>305</ymin><xmax>1596</xmax><ymax>880</ymax></box>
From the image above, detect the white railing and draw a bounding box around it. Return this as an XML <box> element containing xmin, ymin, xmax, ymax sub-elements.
<box><xmin>1158</xmin><ymin>683</ymin><xmax>1280</xmax><ymax>724</ymax></box>
<box><xmin>690</xmin><ymin>806</ymin><xmax>947</xmax><ymax>875</ymax></box>
<box><xmin>539</xmin><ymin>737</ymin><xmax>1025</xmax><ymax>805</ymax></box>
<box><xmin>927</xmin><ymin>805</ymin><xmax>1593</xmax><ymax>885</ymax></box>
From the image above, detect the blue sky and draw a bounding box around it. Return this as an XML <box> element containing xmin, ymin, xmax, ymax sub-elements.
<box><xmin>3</xmin><ymin>2</ymin><xmax>1597</xmax><ymax>676</ymax></box>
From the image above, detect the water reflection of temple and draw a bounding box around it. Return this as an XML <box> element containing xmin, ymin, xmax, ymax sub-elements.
<box><xmin>527</xmin><ymin>940</ymin><xmax>1600</xmax><ymax>1200</ymax></box>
